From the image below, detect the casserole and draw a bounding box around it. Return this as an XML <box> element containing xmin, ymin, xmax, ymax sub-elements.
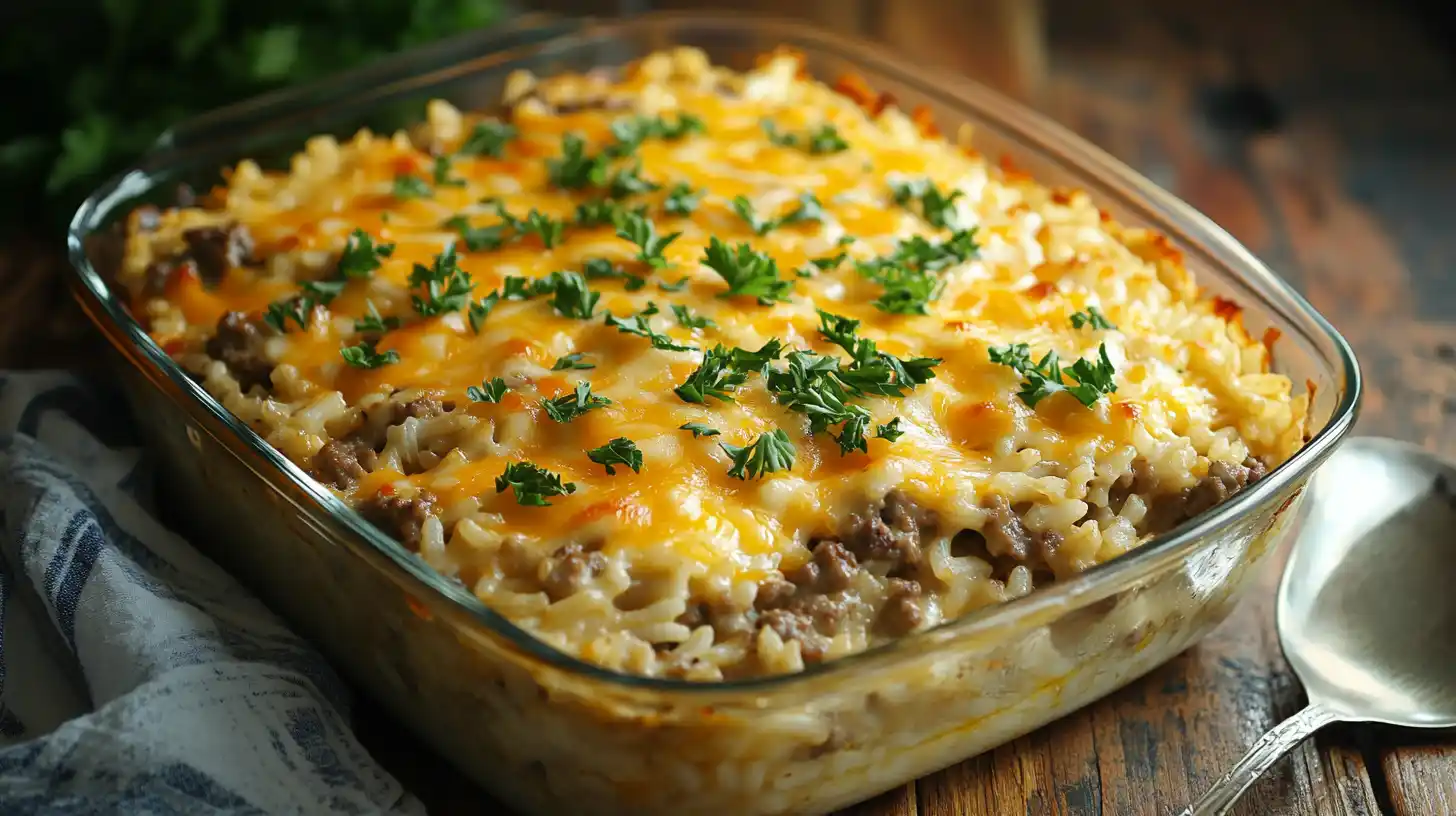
<box><xmin>67</xmin><ymin>13</ymin><xmax>1361</xmax><ymax>815</ymax></box>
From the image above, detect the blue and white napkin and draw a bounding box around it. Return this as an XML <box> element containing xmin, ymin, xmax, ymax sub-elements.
<box><xmin>0</xmin><ymin>372</ymin><xmax>424</xmax><ymax>815</ymax></box>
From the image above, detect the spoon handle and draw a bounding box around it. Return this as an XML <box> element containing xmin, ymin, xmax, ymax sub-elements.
<box><xmin>1180</xmin><ymin>703</ymin><xmax>1341</xmax><ymax>816</ymax></box>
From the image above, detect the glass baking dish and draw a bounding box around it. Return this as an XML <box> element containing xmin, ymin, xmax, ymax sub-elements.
<box><xmin>65</xmin><ymin>12</ymin><xmax>1361</xmax><ymax>815</ymax></box>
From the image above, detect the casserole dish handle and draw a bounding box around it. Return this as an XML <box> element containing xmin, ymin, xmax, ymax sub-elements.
<box><xmin>146</xmin><ymin>12</ymin><xmax>586</xmax><ymax>158</ymax></box>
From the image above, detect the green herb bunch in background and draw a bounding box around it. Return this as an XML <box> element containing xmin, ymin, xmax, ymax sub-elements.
<box><xmin>0</xmin><ymin>0</ymin><xmax>507</xmax><ymax>233</ymax></box>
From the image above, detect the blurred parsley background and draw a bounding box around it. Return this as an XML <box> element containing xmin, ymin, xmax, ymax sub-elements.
<box><xmin>0</xmin><ymin>0</ymin><xmax>509</xmax><ymax>234</ymax></box>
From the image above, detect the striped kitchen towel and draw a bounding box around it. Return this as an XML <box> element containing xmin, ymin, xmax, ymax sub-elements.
<box><xmin>0</xmin><ymin>372</ymin><xmax>423</xmax><ymax>815</ymax></box>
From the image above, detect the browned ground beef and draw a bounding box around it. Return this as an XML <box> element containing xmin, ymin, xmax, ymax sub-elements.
<box><xmin>313</xmin><ymin>436</ymin><xmax>378</xmax><ymax>490</ymax></box>
<box><xmin>390</xmin><ymin>395</ymin><xmax>454</xmax><ymax>425</ymax></box>
<box><xmin>981</xmin><ymin>494</ymin><xmax>1062</xmax><ymax>564</ymax></box>
<box><xmin>205</xmin><ymin>311</ymin><xmax>274</xmax><ymax>393</ymax></box>
<box><xmin>1140</xmin><ymin>456</ymin><xmax>1268</xmax><ymax>534</ymax></box>
<box><xmin>358</xmin><ymin>492</ymin><xmax>438</xmax><ymax>549</ymax></box>
<box><xmin>541</xmin><ymin>542</ymin><xmax>607</xmax><ymax>601</ymax></box>
<box><xmin>877</xmin><ymin>578</ymin><xmax>924</xmax><ymax>635</ymax></box>
<box><xmin>182</xmin><ymin>224</ymin><xmax>255</xmax><ymax>285</ymax></box>
<box><xmin>841</xmin><ymin>490</ymin><xmax>930</xmax><ymax>575</ymax></box>
<box><xmin>786</xmin><ymin>539</ymin><xmax>859</xmax><ymax>593</ymax></box>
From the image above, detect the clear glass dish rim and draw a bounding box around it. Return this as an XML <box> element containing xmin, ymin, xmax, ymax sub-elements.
<box><xmin>64</xmin><ymin>10</ymin><xmax>1362</xmax><ymax>696</ymax></box>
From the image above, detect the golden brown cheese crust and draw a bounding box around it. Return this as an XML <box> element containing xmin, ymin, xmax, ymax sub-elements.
<box><xmin>118</xmin><ymin>47</ymin><xmax>1307</xmax><ymax>679</ymax></box>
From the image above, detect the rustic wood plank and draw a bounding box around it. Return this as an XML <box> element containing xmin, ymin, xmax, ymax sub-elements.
<box><xmin>1383</xmin><ymin>746</ymin><xmax>1456</xmax><ymax>816</ymax></box>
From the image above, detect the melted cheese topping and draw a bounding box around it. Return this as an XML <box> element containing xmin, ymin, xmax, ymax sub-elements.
<box><xmin>119</xmin><ymin>48</ymin><xmax>1306</xmax><ymax>676</ymax></box>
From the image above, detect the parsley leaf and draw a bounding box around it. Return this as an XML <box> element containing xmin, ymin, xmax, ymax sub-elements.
<box><xmin>354</xmin><ymin>300</ymin><xmax>400</xmax><ymax>334</ymax></box>
<box><xmin>409</xmin><ymin>244</ymin><xmax>475</xmax><ymax>317</ymax></box>
<box><xmin>702</xmin><ymin>237</ymin><xmax>793</xmax><ymax>305</ymax></box>
<box><xmin>657</xmin><ymin>276</ymin><xmax>690</xmax><ymax>292</ymax></box>
<box><xmin>495</xmin><ymin>462</ymin><xmax>576</xmax><ymax>507</ymax></box>
<box><xmin>467</xmin><ymin>291</ymin><xmax>500</xmax><ymax>333</ymax></box>
<box><xmin>615</xmin><ymin>211</ymin><xmax>680</xmax><ymax>268</ymax></box>
<box><xmin>610</xmin><ymin>113</ymin><xmax>705</xmax><ymax>152</ymax></box>
<box><xmin>989</xmin><ymin>343</ymin><xmax>1118</xmax><ymax>408</ymax></box>
<box><xmin>548</xmin><ymin>133</ymin><xmax>610</xmax><ymax>190</ymax></box>
<box><xmin>875</xmin><ymin>417</ymin><xmax>906</xmax><ymax>442</ymax></box>
<box><xmin>673</xmin><ymin>340</ymin><xmax>784</xmax><ymax>404</ymax></box>
<box><xmin>662</xmin><ymin>183</ymin><xmax>702</xmax><ymax>216</ymax></box>
<box><xmin>575</xmin><ymin>199</ymin><xmax>644</xmax><ymax>228</ymax></box>
<box><xmin>732</xmin><ymin>193</ymin><xmax>827</xmax><ymax>236</ymax></box>
<box><xmin>543</xmin><ymin>271</ymin><xmax>599</xmax><ymax>319</ymax></box>
<box><xmin>551</xmin><ymin>352</ymin><xmax>595</xmax><ymax>370</ymax></box>
<box><xmin>587</xmin><ymin>437</ymin><xmax>643</xmax><ymax>475</ymax></box>
<box><xmin>442</xmin><ymin>215</ymin><xmax>509</xmax><ymax>252</ymax></box>
<box><xmin>889</xmin><ymin>177</ymin><xmax>966</xmax><ymax>229</ymax></box>
<box><xmin>337</xmin><ymin>229</ymin><xmax>395</xmax><ymax>278</ymax></box>
<box><xmin>392</xmin><ymin>174</ymin><xmax>432</xmax><ymax>200</ymax></box>
<box><xmin>605</xmin><ymin>306</ymin><xmax>696</xmax><ymax>352</ymax></box>
<box><xmin>582</xmin><ymin>257</ymin><xmax>647</xmax><ymax>291</ymax></box>
<box><xmin>264</xmin><ymin>298</ymin><xmax>313</xmax><ymax>333</ymax></box>
<box><xmin>670</xmin><ymin>303</ymin><xmax>716</xmax><ymax>329</ymax></box>
<box><xmin>815</xmin><ymin>309</ymin><xmax>941</xmax><ymax>396</ymax></box>
<box><xmin>516</xmin><ymin>209</ymin><xmax>566</xmax><ymax>249</ymax></box>
<box><xmin>432</xmin><ymin>155</ymin><xmax>466</xmax><ymax>187</ymax></box>
<box><xmin>540</xmin><ymin>380</ymin><xmax>612</xmax><ymax>423</ymax></box>
<box><xmin>607</xmin><ymin>161</ymin><xmax>660</xmax><ymax>199</ymax></box>
<box><xmin>340</xmin><ymin>340</ymin><xmax>398</xmax><ymax>369</ymax></box>
<box><xmin>680</xmin><ymin>422</ymin><xmax>721</xmax><ymax>438</ymax></box>
<box><xmin>1070</xmin><ymin>306</ymin><xmax>1116</xmax><ymax>331</ymax></box>
<box><xmin>762</xmin><ymin>120</ymin><xmax>850</xmax><ymax>154</ymax></box>
<box><xmin>854</xmin><ymin>229</ymin><xmax>978</xmax><ymax>315</ymax></box>
<box><xmin>458</xmin><ymin>120</ymin><xmax>516</xmax><ymax>158</ymax></box>
<box><xmin>721</xmin><ymin>428</ymin><xmax>796</xmax><ymax>480</ymax></box>
<box><xmin>466</xmin><ymin>377</ymin><xmax>509</xmax><ymax>403</ymax></box>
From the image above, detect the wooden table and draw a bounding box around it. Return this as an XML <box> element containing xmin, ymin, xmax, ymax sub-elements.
<box><xmin>6</xmin><ymin>0</ymin><xmax>1456</xmax><ymax>812</ymax></box>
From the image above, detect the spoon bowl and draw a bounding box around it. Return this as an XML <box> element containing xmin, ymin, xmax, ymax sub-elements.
<box><xmin>1184</xmin><ymin>437</ymin><xmax>1456</xmax><ymax>815</ymax></box>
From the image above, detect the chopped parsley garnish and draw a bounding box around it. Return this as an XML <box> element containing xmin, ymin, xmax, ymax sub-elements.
<box><xmin>855</xmin><ymin>228</ymin><xmax>980</xmax><ymax>314</ymax></box>
<box><xmin>540</xmin><ymin>381</ymin><xmax>612</xmax><ymax>423</ymax></box>
<box><xmin>337</xmin><ymin>229</ymin><xmax>395</xmax><ymax>279</ymax></box>
<box><xmin>762</xmin><ymin>120</ymin><xmax>850</xmax><ymax>155</ymax></box>
<box><xmin>547</xmin><ymin>271</ymin><xmax>599</xmax><ymax>319</ymax></box>
<box><xmin>466</xmin><ymin>377</ymin><xmax>509</xmax><ymax>403</ymax></box>
<box><xmin>263</xmin><ymin>298</ymin><xmax>313</xmax><ymax>332</ymax></box>
<box><xmin>467</xmin><ymin>291</ymin><xmax>500</xmax><ymax>333</ymax></box>
<box><xmin>680</xmin><ymin>422</ymin><xmax>721</xmax><ymax>438</ymax></box>
<box><xmin>889</xmin><ymin>178</ymin><xmax>966</xmax><ymax>229</ymax></box>
<box><xmin>615</xmin><ymin>211</ymin><xmax>680</xmax><ymax>268</ymax></box>
<box><xmin>606</xmin><ymin>162</ymin><xmax>660</xmax><ymax>199</ymax></box>
<box><xmin>702</xmin><ymin>237</ymin><xmax>793</xmax><ymax>305</ymax></box>
<box><xmin>548</xmin><ymin>133</ymin><xmax>610</xmax><ymax>190</ymax></box>
<box><xmin>432</xmin><ymin>156</ymin><xmax>467</xmax><ymax>188</ymax></box>
<box><xmin>673</xmin><ymin>339</ymin><xmax>784</xmax><ymax>404</ymax></box>
<box><xmin>582</xmin><ymin>257</ymin><xmax>647</xmax><ymax>291</ymax></box>
<box><xmin>611</xmin><ymin>113</ymin><xmax>705</xmax><ymax>152</ymax></box>
<box><xmin>657</xmin><ymin>276</ymin><xmax>690</xmax><ymax>292</ymax></box>
<box><xmin>409</xmin><ymin>244</ymin><xmax>475</xmax><ymax>317</ymax></box>
<box><xmin>662</xmin><ymin>183</ymin><xmax>702</xmax><ymax>216</ymax></box>
<box><xmin>264</xmin><ymin>279</ymin><xmax>346</xmax><ymax>333</ymax></box>
<box><xmin>511</xmin><ymin>207</ymin><xmax>566</xmax><ymax>249</ymax></box>
<box><xmin>458</xmin><ymin>120</ymin><xmax>516</xmax><ymax>158</ymax></box>
<box><xmin>732</xmin><ymin>193</ymin><xmax>827</xmax><ymax>236</ymax></box>
<box><xmin>670</xmin><ymin>303</ymin><xmax>716</xmax><ymax>329</ymax></box>
<box><xmin>815</xmin><ymin>309</ymin><xmax>941</xmax><ymax>396</ymax></box>
<box><xmin>989</xmin><ymin>343</ymin><xmax>1118</xmax><ymax>408</ymax></box>
<box><xmin>721</xmin><ymin>429</ymin><xmax>796</xmax><ymax>480</ymax></box>
<box><xmin>1070</xmin><ymin>306</ymin><xmax>1116</xmax><ymax>331</ymax></box>
<box><xmin>551</xmin><ymin>352</ymin><xmax>595</xmax><ymax>371</ymax></box>
<box><xmin>495</xmin><ymin>462</ymin><xmax>576</xmax><ymax>507</ymax></box>
<box><xmin>605</xmin><ymin>305</ymin><xmax>696</xmax><ymax>352</ymax></box>
<box><xmin>765</xmin><ymin>351</ymin><xmax>873</xmax><ymax>453</ymax></box>
<box><xmin>875</xmin><ymin>417</ymin><xmax>906</xmax><ymax>442</ymax></box>
<box><xmin>587</xmin><ymin>437</ymin><xmax>643</xmax><ymax>475</ymax></box>
<box><xmin>354</xmin><ymin>300</ymin><xmax>400</xmax><ymax>334</ymax></box>
<box><xmin>339</xmin><ymin>340</ymin><xmax>398</xmax><ymax>369</ymax></box>
<box><xmin>442</xmin><ymin>215</ymin><xmax>508</xmax><ymax>252</ymax></box>
<box><xmin>575</xmin><ymin>199</ymin><xmax>644</xmax><ymax>228</ymax></box>
<box><xmin>392</xmin><ymin>174</ymin><xmax>432</xmax><ymax>200</ymax></box>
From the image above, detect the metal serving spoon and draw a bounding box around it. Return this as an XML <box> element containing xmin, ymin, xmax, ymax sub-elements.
<box><xmin>1183</xmin><ymin>436</ymin><xmax>1456</xmax><ymax>815</ymax></box>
